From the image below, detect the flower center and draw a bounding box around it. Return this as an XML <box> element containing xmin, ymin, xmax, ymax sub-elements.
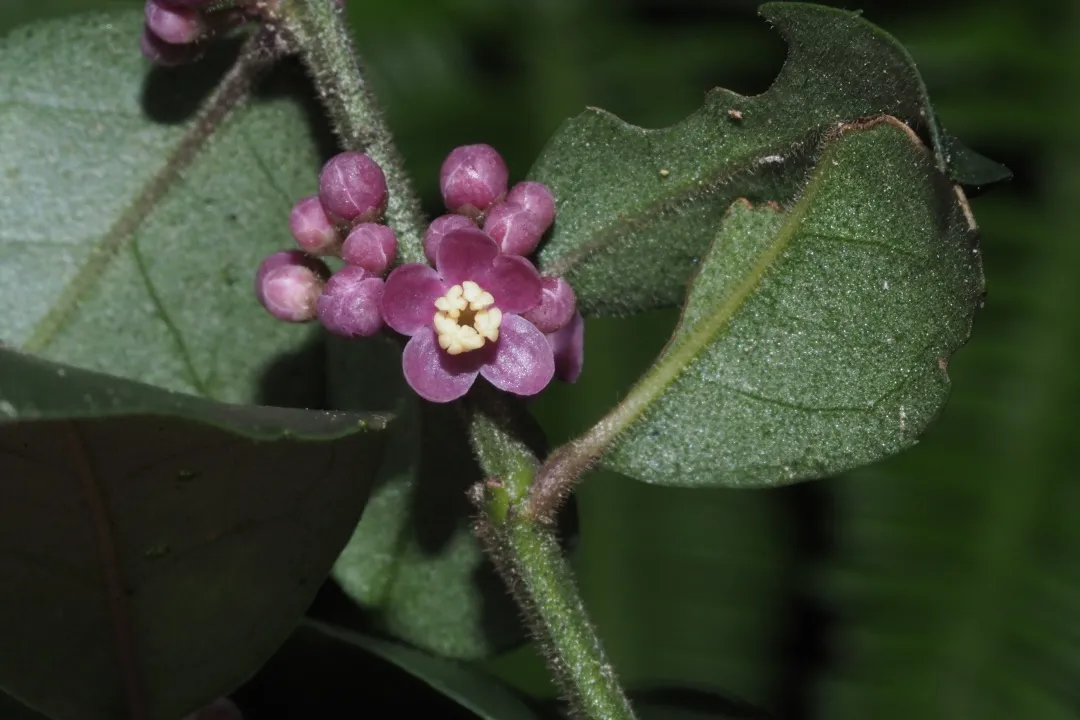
<box><xmin>433</xmin><ymin>280</ymin><xmax>503</xmax><ymax>355</ymax></box>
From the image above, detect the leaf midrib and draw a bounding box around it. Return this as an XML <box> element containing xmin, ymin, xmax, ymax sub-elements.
<box><xmin>598</xmin><ymin>152</ymin><xmax>829</xmax><ymax>444</ymax></box>
<box><xmin>540</xmin><ymin>134</ymin><xmax>809</xmax><ymax>280</ymax></box>
<box><xmin>19</xmin><ymin>37</ymin><xmax>263</xmax><ymax>359</ymax></box>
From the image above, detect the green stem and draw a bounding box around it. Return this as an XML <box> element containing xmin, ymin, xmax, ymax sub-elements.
<box><xmin>279</xmin><ymin>0</ymin><xmax>426</xmax><ymax>263</ymax></box>
<box><xmin>276</xmin><ymin>6</ymin><xmax>633</xmax><ymax>713</ymax></box>
<box><xmin>469</xmin><ymin>401</ymin><xmax>637</xmax><ymax>720</ymax></box>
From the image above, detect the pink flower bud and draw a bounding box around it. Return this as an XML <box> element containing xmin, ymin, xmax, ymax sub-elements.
<box><xmin>521</xmin><ymin>276</ymin><xmax>576</xmax><ymax>334</ymax></box>
<box><xmin>439</xmin><ymin>144</ymin><xmax>508</xmax><ymax>218</ymax></box>
<box><xmin>289</xmin><ymin>195</ymin><xmax>342</xmax><ymax>256</ymax></box>
<box><xmin>145</xmin><ymin>0</ymin><xmax>205</xmax><ymax>45</ymax></box>
<box><xmin>506</xmin><ymin>181</ymin><xmax>556</xmax><ymax>232</ymax></box>
<box><xmin>483</xmin><ymin>201</ymin><xmax>545</xmax><ymax>257</ymax></box>
<box><xmin>317</xmin><ymin>266</ymin><xmax>386</xmax><ymax>338</ymax></box>
<box><xmin>318</xmin><ymin>152</ymin><xmax>388</xmax><ymax>226</ymax></box>
<box><xmin>548</xmin><ymin>311</ymin><xmax>584</xmax><ymax>383</ymax></box>
<box><xmin>255</xmin><ymin>250</ymin><xmax>330</xmax><ymax>323</ymax></box>
<box><xmin>423</xmin><ymin>214</ymin><xmax>476</xmax><ymax>265</ymax></box>
<box><xmin>139</xmin><ymin>26</ymin><xmax>202</xmax><ymax>66</ymax></box>
<box><xmin>341</xmin><ymin>223</ymin><xmax>397</xmax><ymax>275</ymax></box>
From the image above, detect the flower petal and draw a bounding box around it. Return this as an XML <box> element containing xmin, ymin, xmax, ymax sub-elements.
<box><xmin>547</xmin><ymin>311</ymin><xmax>584</xmax><ymax>383</ymax></box>
<box><xmin>481</xmin><ymin>254</ymin><xmax>542</xmax><ymax>314</ymax></box>
<box><xmin>480</xmin><ymin>314</ymin><xmax>555</xmax><ymax>396</ymax></box>
<box><xmin>436</xmin><ymin>228</ymin><xmax>499</xmax><ymax>286</ymax></box>
<box><xmin>381</xmin><ymin>263</ymin><xmax>445</xmax><ymax>336</ymax></box>
<box><xmin>403</xmin><ymin>328</ymin><xmax>482</xmax><ymax>403</ymax></box>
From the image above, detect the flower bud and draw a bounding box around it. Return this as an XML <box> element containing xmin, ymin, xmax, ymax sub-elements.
<box><xmin>341</xmin><ymin>223</ymin><xmax>397</xmax><ymax>275</ymax></box>
<box><xmin>318</xmin><ymin>152</ymin><xmax>388</xmax><ymax>226</ymax></box>
<box><xmin>289</xmin><ymin>195</ymin><xmax>342</xmax><ymax>256</ymax></box>
<box><xmin>439</xmin><ymin>144</ymin><xmax>508</xmax><ymax>218</ymax></box>
<box><xmin>547</xmin><ymin>311</ymin><xmax>584</xmax><ymax>383</ymax></box>
<box><xmin>483</xmin><ymin>201</ymin><xmax>545</xmax><ymax>257</ymax></box>
<box><xmin>522</xmin><ymin>276</ymin><xmax>576</xmax><ymax>334</ymax></box>
<box><xmin>506</xmin><ymin>181</ymin><xmax>556</xmax><ymax>232</ymax></box>
<box><xmin>317</xmin><ymin>266</ymin><xmax>386</xmax><ymax>338</ymax></box>
<box><xmin>423</xmin><ymin>214</ymin><xmax>476</xmax><ymax>265</ymax></box>
<box><xmin>255</xmin><ymin>250</ymin><xmax>329</xmax><ymax>323</ymax></box>
<box><xmin>139</xmin><ymin>26</ymin><xmax>202</xmax><ymax>66</ymax></box>
<box><xmin>145</xmin><ymin>0</ymin><xmax>205</xmax><ymax>45</ymax></box>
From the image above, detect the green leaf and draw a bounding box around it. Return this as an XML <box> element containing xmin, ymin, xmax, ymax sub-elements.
<box><xmin>0</xmin><ymin>11</ymin><xmax>326</xmax><ymax>403</ymax></box>
<box><xmin>296</xmin><ymin>620</ymin><xmax>543</xmax><ymax>720</ymax></box>
<box><xmin>0</xmin><ymin>349</ymin><xmax>389</xmax><ymax>720</ymax></box>
<box><xmin>325</xmin><ymin>337</ymin><xmax>525</xmax><ymax>660</ymax></box>
<box><xmin>529</xmin><ymin>1</ymin><xmax>992</xmax><ymax>315</ymax></box>
<box><xmin>599</xmin><ymin>118</ymin><xmax>982</xmax><ymax>487</ymax></box>
<box><xmin>529</xmin><ymin>316</ymin><xmax>795</xmax><ymax>715</ymax></box>
<box><xmin>941</xmin><ymin>132</ymin><xmax>1013</xmax><ymax>189</ymax></box>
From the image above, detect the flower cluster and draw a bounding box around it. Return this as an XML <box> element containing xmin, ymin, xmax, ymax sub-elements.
<box><xmin>255</xmin><ymin>144</ymin><xmax>583</xmax><ymax>403</ymax></box>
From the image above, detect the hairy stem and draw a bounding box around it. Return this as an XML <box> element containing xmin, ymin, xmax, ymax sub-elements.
<box><xmin>279</xmin><ymin>7</ymin><xmax>632</xmax><ymax>713</ymax></box>
<box><xmin>279</xmin><ymin>0</ymin><xmax>427</xmax><ymax>263</ymax></box>
<box><xmin>469</xmin><ymin>403</ymin><xmax>637</xmax><ymax>720</ymax></box>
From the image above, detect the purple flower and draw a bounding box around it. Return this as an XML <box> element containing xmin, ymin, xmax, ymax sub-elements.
<box><xmin>507</xmin><ymin>181</ymin><xmax>556</xmax><ymax>230</ymax></box>
<box><xmin>381</xmin><ymin>229</ymin><xmax>554</xmax><ymax>402</ymax></box>
<box><xmin>255</xmin><ymin>250</ymin><xmax>330</xmax><ymax>323</ymax></box>
<box><xmin>139</xmin><ymin>25</ymin><xmax>202</xmax><ymax>66</ymax></box>
<box><xmin>424</xmin><ymin>214</ymin><xmax>476</xmax><ymax>265</ymax></box>
<box><xmin>145</xmin><ymin>0</ymin><xmax>205</xmax><ymax>45</ymax></box>
<box><xmin>483</xmin><ymin>201</ymin><xmax>547</xmax><ymax>257</ymax></box>
<box><xmin>317</xmin><ymin>266</ymin><xmax>385</xmax><ymax>338</ymax></box>
<box><xmin>289</xmin><ymin>194</ymin><xmax>342</xmax><ymax>256</ymax></box>
<box><xmin>547</xmin><ymin>311</ymin><xmax>584</xmax><ymax>383</ymax></box>
<box><xmin>318</xmin><ymin>152</ymin><xmax>388</xmax><ymax>226</ymax></box>
<box><xmin>341</xmin><ymin>223</ymin><xmax>397</xmax><ymax>275</ymax></box>
<box><xmin>439</xmin><ymin>144</ymin><xmax>509</xmax><ymax>219</ymax></box>
<box><xmin>522</xmin><ymin>276</ymin><xmax>577</xmax><ymax>334</ymax></box>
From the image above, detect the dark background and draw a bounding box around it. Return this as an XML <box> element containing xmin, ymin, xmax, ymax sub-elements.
<box><xmin>2</xmin><ymin>1</ymin><xmax>1072</xmax><ymax>718</ymax></box>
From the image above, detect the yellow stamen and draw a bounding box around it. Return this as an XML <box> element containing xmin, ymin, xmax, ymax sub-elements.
<box><xmin>433</xmin><ymin>281</ymin><xmax>503</xmax><ymax>355</ymax></box>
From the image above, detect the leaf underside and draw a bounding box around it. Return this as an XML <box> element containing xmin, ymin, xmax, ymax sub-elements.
<box><xmin>0</xmin><ymin>350</ymin><xmax>387</xmax><ymax>720</ymax></box>
<box><xmin>600</xmin><ymin>119</ymin><xmax>983</xmax><ymax>488</ymax></box>
<box><xmin>529</xmin><ymin>2</ymin><xmax>1005</xmax><ymax>316</ymax></box>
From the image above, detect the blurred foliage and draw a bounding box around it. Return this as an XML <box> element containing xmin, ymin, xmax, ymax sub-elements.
<box><xmin>1</xmin><ymin>0</ymin><xmax>1072</xmax><ymax>718</ymax></box>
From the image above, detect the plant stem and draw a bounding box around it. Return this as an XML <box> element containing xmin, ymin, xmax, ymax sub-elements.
<box><xmin>278</xmin><ymin>0</ymin><xmax>426</xmax><ymax>263</ymax></box>
<box><xmin>469</xmin><ymin>404</ymin><xmax>637</xmax><ymax>720</ymax></box>
<box><xmin>278</xmin><ymin>7</ymin><xmax>633</xmax><ymax>713</ymax></box>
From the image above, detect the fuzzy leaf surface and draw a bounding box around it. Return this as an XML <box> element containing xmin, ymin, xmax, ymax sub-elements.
<box><xmin>601</xmin><ymin>119</ymin><xmax>983</xmax><ymax>487</ymax></box>
<box><xmin>529</xmin><ymin>2</ymin><xmax>1004</xmax><ymax>315</ymax></box>
<box><xmin>0</xmin><ymin>11</ymin><xmax>326</xmax><ymax>401</ymax></box>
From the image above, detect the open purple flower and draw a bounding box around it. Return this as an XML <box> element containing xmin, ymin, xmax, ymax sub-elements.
<box><xmin>381</xmin><ymin>228</ymin><xmax>555</xmax><ymax>402</ymax></box>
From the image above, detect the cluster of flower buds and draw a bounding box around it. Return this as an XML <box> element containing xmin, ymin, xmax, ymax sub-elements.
<box><xmin>255</xmin><ymin>144</ymin><xmax>583</xmax><ymax>403</ymax></box>
<box><xmin>256</xmin><ymin>150</ymin><xmax>394</xmax><ymax>339</ymax></box>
